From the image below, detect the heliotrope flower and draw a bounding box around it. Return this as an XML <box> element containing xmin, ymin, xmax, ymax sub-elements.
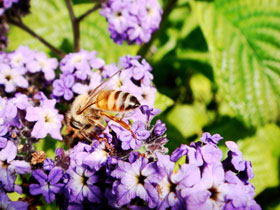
<box><xmin>25</xmin><ymin>99</ymin><xmax>63</xmax><ymax>140</ymax></box>
<box><xmin>30</xmin><ymin>167</ymin><xmax>64</xmax><ymax>203</ymax></box>
<box><xmin>100</xmin><ymin>0</ymin><xmax>162</xmax><ymax>44</ymax></box>
<box><xmin>52</xmin><ymin>74</ymin><xmax>75</xmax><ymax>100</ymax></box>
<box><xmin>0</xmin><ymin>141</ymin><xmax>31</xmax><ymax>192</ymax></box>
<box><xmin>26</xmin><ymin>51</ymin><xmax>58</xmax><ymax>81</ymax></box>
<box><xmin>65</xmin><ymin>165</ymin><xmax>102</xmax><ymax>204</ymax></box>
<box><xmin>110</xmin><ymin>156</ymin><xmax>160</xmax><ymax>208</ymax></box>
<box><xmin>110</xmin><ymin>120</ymin><xmax>150</xmax><ymax>150</ymax></box>
<box><xmin>154</xmin><ymin>153</ymin><xmax>201</xmax><ymax>210</ymax></box>
<box><xmin>0</xmin><ymin>63</ymin><xmax>28</xmax><ymax>93</ymax></box>
<box><xmin>8</xmin><ymin>46</ymin><xmax>34</xmax><ymax>68</ymax></box>
<box><xmin>0</xmin><ymin>190</ymin><xmax>28</xmax><ymax>210</ymax></box>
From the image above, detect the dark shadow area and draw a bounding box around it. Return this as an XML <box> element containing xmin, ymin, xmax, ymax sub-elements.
<box><xmin>204</xmin><ymin>115</ymin><xmax>256</xmax><ymax>141</ymax></box>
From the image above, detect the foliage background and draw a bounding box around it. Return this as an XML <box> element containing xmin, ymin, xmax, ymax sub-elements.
<box><xmin>6</xmin><ymin>0</ymin><xmax>280</xmax><ymax>209</ymax></box>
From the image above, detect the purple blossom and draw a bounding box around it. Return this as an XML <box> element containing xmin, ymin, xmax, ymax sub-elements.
<box><xmin>43</xmin><ymin>158</ymin><xmax>55</xmax><ymax>171</ymax></box>
<box><xmin>10</xmin><ymin>93</ymin><xmax>31</xmax><ymax>110</ymax></box>
<box><xmin>26</xmin><ymin>51</ymin><xmax>58</xmax><ymax>81</ymax></box>
<box><xmin>25</xmin><ymin>99</ymin><xmax>63</xmax><ymax>140</ymax></box>
<box><xmin>0</xmin><ymin>141</ymin><xmax>31</xmax><ymax>192</ymax></box>
<box><xmin>0</xmin><ymin>63</ymin><xmax>28</xmax><ymax>93</ymax></box>
<box><xmin>110</xmin><ymin>120</ymin><xmax>150</xmax><ymax>150</ymax></box>
<box><xmin>82</xmin><ymin>141</ymin><xmax>109</xmax><ymax>171</ymax></box>
<box><xmin>8</xmin><ymin>46</ymin><xmax>34</xmax><ymax>68</ymax></box>
<box><xmin>65</xmin><ymin>166</ymin><xmax>102</xmax><ymax>204</ymax></box>
<box><xmin>153</xmin><ymin>120</ymin><xmax>166</xmax><ymax>136</ymax></box>
<box><xmin>0</xmin><ymin>190</ymin><xmax>28</xmax><ymax>210</ymax></box>
<box><xmin>111</xmin><ymin>156</ymin><xmax>160</xmax><ymax>208</ymax></box>
<box><xmin>0</xmin><ymin>97</ymin><xmax>20</xmax><ymax>137</ymax></box>
<box><xmin>52</xmin><ymin>74</ymin><xmax>75</xmax><ymax>100</ymax></box>
<box><xmin>100</xmin><ymin>0</ymin><xmax>162</xmax><ymax>44</ymax></box>
<box><xmin>200</xmin><ymin>132</ymin><xmax>223</xmax><ymax>145</ymax></box>
<box><xmin>30</xmin><ymin>167</ymin><xmax>64</xmax><ymax>203</ymax></box>
<box><xmin>155</xmin><ymin>153</ymin><xmax>200</xmax><ymax>210</ymax></box>
<box><xmin>223</xmin><ymin>141</ymin><xmax>246</xmax><ymax>171</ymax></box>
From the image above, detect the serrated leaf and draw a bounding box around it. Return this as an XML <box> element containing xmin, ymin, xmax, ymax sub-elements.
<box><xmin>166</xmin><ymin>103</ymin><xmax>208</xmax><ymax>138</ymax></box>
<box><xmin>192</xmin><ymin>0</ymin><xmax>280</xmax><ymax>126</ymax></box>
<box><xmin>238</xmin><ymin>124</ymin><xmax>280</xmax><ymax>195</ymax></box>
<box><xmin>154</xmin><ymin>91</ymin><xmax>174</xmax><ymax>113</ymax></box>
<box><xmin>8</xmin><ymin>1</ymin><xmax>138</xmax><ymax>63</ymax></box>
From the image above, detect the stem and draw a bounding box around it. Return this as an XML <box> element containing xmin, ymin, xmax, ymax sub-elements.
<box><xmin>77</xmin><ymin>3</ymin><xmax>101</xmax><ymax>22</ymax></box>
<box><xmin>8</xmin><ymin>18</ymin><xmax>65</xmax><ymax>58</ymax></box>
<box><xmin>138</xmin><ymin>0</ymin><xmax>178</xmax><ymax>58</ymax></box>
<box><xmin>65</xmin><ymin>0</ymin><xmax>80</xmax><ymax>52</ymax></box>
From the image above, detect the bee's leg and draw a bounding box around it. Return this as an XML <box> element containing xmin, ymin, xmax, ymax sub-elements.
<box><xmin>87</xmin><ymin>117</ymin><xmax>106</xmax><ymax>130</ymax></box>
<box><xmin>86</xmin><ymin>117</ymin><xmax>113</xmax><ymax>151</ymax></box>
<box><xmin>100</xmin><ymin>111</ymin><xmax>137</xmax><ymax>139</ymax></box>
<box><xmin>80</xmin><ymin>130</ymin><xmax>93</xmax><ymax>142</ymax></box>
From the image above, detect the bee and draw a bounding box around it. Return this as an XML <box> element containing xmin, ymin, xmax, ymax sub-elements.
<box><xmin>67</xmin><ymin>69</ymin><xmax>140</xmax><ymax>143</ymax></box>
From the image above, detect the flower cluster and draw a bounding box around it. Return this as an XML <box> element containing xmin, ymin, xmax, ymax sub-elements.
<box><xmin>52</xmin><ymin>50</ymin><xmax>156</xmax><ymax>107</ymax></box>
<box><xmin>0</xmin><ymin>46</ymin><xmax>58</xmax><ymax>93</ymax></box>
<box><xmin>100</xmin><ymin>0</ymin><xmax>162</xmax><ymax>44</ymax></box>
<box><xmin>0</xmin><ymin>46</ymin><xmax>260</xmax><ymax>209</ymax></box>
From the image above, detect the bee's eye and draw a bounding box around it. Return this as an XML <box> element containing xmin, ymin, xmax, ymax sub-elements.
<box><xmin>70</xmin><ymin>119</ymin><xmax>82</xmax><ymax>129</ymax></box>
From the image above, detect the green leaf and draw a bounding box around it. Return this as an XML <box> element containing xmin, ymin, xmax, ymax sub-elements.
<box><xmin>166</xmin><ymin>103</ymin><xmax>208</xmax><ymax>138</ymax></box>
<box><xmin>154</xmin><ymin>91</ymin><xmax>174</xmax><ymax>113</ymax></box>
<box><xmin>8</xmin><ymin>1</ymin><xmax>139</xmax><ymax>63</ymax></box>
<box><xmin>190</xmin><ymin>73</ymin><xmax>213</xmax><ymax>105</ymax></box>
<box><xmin>238</xmin><ymin>124</ymin><xmax>280</xmax><ymax>195</ymax></box>
<box><xmin>192</xmin><ymin>0</ymin><xmax>280</xmax><ymax>126</ymax></box>
<box><xmin>34</xmin><ymin>135</ymin><xmax>65</xmax><ymax>159</ymax></box>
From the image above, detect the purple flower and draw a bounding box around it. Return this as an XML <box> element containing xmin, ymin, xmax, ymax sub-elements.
<box><xmin>10</xmin><ymin>93</ymin><xmax>31</xmax><ymax>110</ymax></box>
<box><xmin>30</xmin><ymin>167</ymin><xmax>64</xmax><ymax>203</ymax></box>
<box><xmin>72</xmin><ymin>71</ymin><xmax>102</xmax><ymax>95</ymax></box>
<box><xmin>0</xmin><ymin>64</ymin><xmax>28</xmax><ymax>93</ymax></box>
<box><xmin>25</xmin><ymin>99</ymin><xmax>63</xmax><ymax>140</ymax></box>
<box><xmin>140</xmin><ymin>105</ymin><xmax>161</xmax><ymax>123</ymax></box>
<box><xmin>200</xmin><ymin>132</ymin><xmax>223</xmax><ymax>145</ymax></box>
<box><xmin>0</xmin><ymin>190</ymin><xmax>28</xmax><ymax>210</ymax></box>
<box><xmin>2</xmin><ymin>0</ymin><xmax>19</xmax><ymax>9</ymax></box>
<box><xmin>223</xmin><ymin>141</ymin><xmax>246</xmax><ymax>172</ymax></box>
<box><xmin>155</xmin><ymin>153</ymin><xmax>200</xmax><ymax>210</ymax></box>
<box><xmin>8</xmin><ymin>46</ymin><xmax>34</xmax><ymax>68</ymax></box>
<box><xmin>101</xmin><ymin>0</ymin><xmax>162</xmax><ymax>44</ymax></box>
<box><xmin>43</xmin><ymin>158</ymin><xmax>55</xmax><ymax>171</ymax></box>
<box><xmin>60</xmin><ymin>50</ymin><xmax>104</xmax><ymax>79</ymax></box>
<box><xmin>0</xmin><ymin>141</ymin><xmax>31</xmax><ymax>192</ymax></box>
<box><xmin>52</xmin><ymin>74</ymin><xmax>75</xmax><ymax>100</ymax></box>
<box><xmin>110</xmin><ymin>121</ymin><xmax>150</xmax><ymax>150</ymax></box>
<box><xmin>26</xmin><ymin>51</ymin><xmax>58</xmax><ymax>81</ymax></box>
<box><xmin>65</xmin><ymin>166</ymin><xmax>102</xmax><ymax>204</ymax></box>
<box><xmin>153</xmin><ymin>120</ymin><xmax>166</xmax><ymax>136</ymax></box>
<box><xmin>111</xmin><ymin>156</ymin><xmax>160</xmax><ymax>208</ymax></box>
<box><xmin>82</xmin><ymin>141</ymin><xmax>109</xmax><ymax>171</ymax></box>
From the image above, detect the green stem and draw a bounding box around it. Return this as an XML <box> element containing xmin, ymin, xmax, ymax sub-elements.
<box><xmin>8</xmin><ymin>17</ymin><xmax>66</xmax><ymax>58</ymax></box>
<box><xmin>65</xmin><ymin>0</ymin><xmax>80</xmax><ymax>52</ymax></box>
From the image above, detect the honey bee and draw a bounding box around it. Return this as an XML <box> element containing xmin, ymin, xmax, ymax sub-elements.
<box><xmin>67</xmin><ymin>69</ymin><xmax>140</xmax><ymax>143</ymax></box>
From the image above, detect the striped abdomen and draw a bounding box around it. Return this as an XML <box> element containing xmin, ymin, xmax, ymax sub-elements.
<box><xmin>95</xmin><ymin>90</ymin><xmax>140</xmax><ymax>112</ymax></box>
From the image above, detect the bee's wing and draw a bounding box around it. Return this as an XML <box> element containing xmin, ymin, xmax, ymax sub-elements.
<box><xmin>77</xmin><ymin>68</ymin><xmax>123</xmax><ymax>114</ymax></box>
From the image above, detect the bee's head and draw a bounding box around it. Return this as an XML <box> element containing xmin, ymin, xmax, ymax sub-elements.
<box><xmin>70</xmin><ymin>117</ymin><xmax>83</xmax><ymax>130</ymax></box>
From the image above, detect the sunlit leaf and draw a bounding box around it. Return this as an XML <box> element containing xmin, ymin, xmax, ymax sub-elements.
<box><xmin>154</xmin><ymin>91</ymin><xmax>174</xmax><ymax>113</ymax></box>
<box><xmin>192</xmin><ymin>0</ymin><xmax>280</xmax><ymax>126</ymax></box>
<box><xmin>238</xmin><ymin>124</ymin><xmax>280</xmax><ymax>195</ymax></box>
<box><xmin>166</xmin><ymin>103</ymin><xmax>208</xmax><ymax>138</ymax></box>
